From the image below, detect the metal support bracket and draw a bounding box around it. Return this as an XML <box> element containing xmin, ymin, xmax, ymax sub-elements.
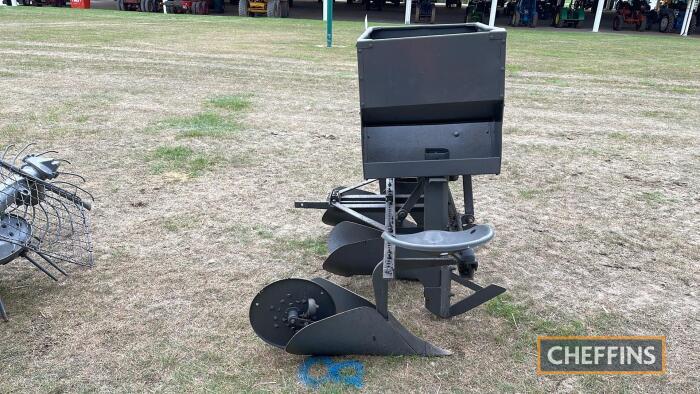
<box><xmin>382</xmin><ymin>178</ymin><xmax>396</xmax><ymax>279</ymax></box>
<box><xmin>408</xmin><ymin>265</ymin><xmax>505</xmax><ymax>318</ymax></box>
<box><xmin>462</xmin><ymin>175</ymin><xmax>475</xmax><ymax>227</ymax></box>
<box><xmin>449</xmin><ymin>273</ymin><xmax>506</xmax><ymax>317</ymax></box>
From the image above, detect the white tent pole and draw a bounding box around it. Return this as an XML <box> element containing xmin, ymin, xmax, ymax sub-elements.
<box><xmin>592</xmin><ymin>0</ymin><xmax>605</xmax><ymax>32</ymax></box>
<box><xmin>680</xmin><ymin>0</ymin><xmax>696</xmax><ymax>35</ymax></box>
<box><xmin>323</xmin><ymin>0</ymin><xmax>328</xmax><ymax>21</ymax></box>
<box><xmin>488</xmin><ymin>0</ymin><xmax>498</xmax><ymax>26</ymax></box>
<box><xmin>679</xmin><ymin>0</ymin><xmax>690</xmax><ymax>35</ymax></box>
<box><xmin>405</xmin><ymin>0</ymin><xmax>413</xmax><ymax>24</ymax></box>
<box><xmin>10</xmin><ymin>0</ymin><xmax>18</xmax><ymax>6</ymax></box>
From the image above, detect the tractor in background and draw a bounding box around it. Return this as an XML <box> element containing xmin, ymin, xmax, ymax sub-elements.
<box><xmin>510</xmin><ymin>0</ymin><xmax>539</xmax><ymax>26</ymax></box>
<box><xmin>464</xmin><ymin>0</ymin><xmax>489</xmax><ymax>22</ymax></box>
<box><xmin>658</xmin><ymin>0</ymin><xmax>697</xmax><ymax>33</ymax></box>
<box><xmin>553</xmin><ymin>0</ymin><xmax>585</xmax><ymax>27</ymax></box>
<box><xmin>356</xmin><ymin>0</ymin><xmax>385</xmax><ymax>11</ymax></box>
<box><xmin>239</xmin><ymin>0</ymin><xmax>290</xmax><ymax>16</ymax></box>
<box><xmin>504</xmin><ymin>0</ymin><xmax>516</xmax><ymax>15</ymax></box>
<box><xmin>10</xmin><ymin>0</ymin><xmax>66</xmax><ymax>6</ymax></box>
<box><xmin>538</xmin><ymin>0</ymin><xmax>557</xmax><ymax>20</ymax></box>
<box><xmin>415</xmin><ymin>0</ymin><xmax>437</xmax><ymax>23</ymax></box>
<box><xmin>116</xmin><ymin>0</ymin><xmax>161</xmax><ymax>12</ymax></box>
<box><xmin>116</xmin><ymin>0</ymin><xmax>210</xmax><ymax>14</ymax></box>
<box><xmin>612</xmin><ymin>0</ymin><xmax>649</xmax><ymax>29</ymax></box>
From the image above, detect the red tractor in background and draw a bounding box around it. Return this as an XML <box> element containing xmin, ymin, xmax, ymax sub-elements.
<box><xmin>612</xmin><ymin>0</ymin><xmax>650</xmax><ymax>30</ymax></box>
<box><xmin>116</xmin><ymin>0</ymin><xmax>211</xmax><ymax>14</ymax></box>
<box><xmin>164</xmin><ymin>0</ymin><xmax>211</xmax><ymax>13</ymax></box>
<box><xmin>116</xmin><ymin>0</ymin><xmax>161</xmax><ymax>12</ymax></box>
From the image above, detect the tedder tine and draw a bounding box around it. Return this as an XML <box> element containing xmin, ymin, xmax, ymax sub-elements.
<box><xmin>22</xmin><ymin>253</ymin><xmax>59</xmax><ymax>282</ymax></box>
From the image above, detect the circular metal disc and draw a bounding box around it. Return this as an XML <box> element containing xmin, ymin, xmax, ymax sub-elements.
<box><xmin>250</xmin><ymin>278</ymin><xmax>336</xmax><ymax>348</ymax></box>
<box><xmin>0</xmin><ymin>215</ymin><xmax>31</xmax><ymax>265</ymax></box>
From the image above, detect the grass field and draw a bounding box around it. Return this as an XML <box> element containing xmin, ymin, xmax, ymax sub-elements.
<box><xmin>1</xmin><ymin>7</ymin><xmax>699</xmax><ymax>393</ymax></box>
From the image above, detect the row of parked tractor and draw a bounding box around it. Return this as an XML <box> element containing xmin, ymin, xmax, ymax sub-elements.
<box><xmin>481</xmin><ymin>0</ymin><xmax>697</xmax><ymax>32</ymax></box>
<box><xmin>110</xmin><ymin>0</ymin><xmax>293</xmax><ymax>17</ymax></box>
<box><xmin>6</xmin><ymin>0</ymin><xmax>695</xmax><ymax>33</ymax></box>
<box><xmin>113</xmin><ymin>0</ymin><xmax>226</xmax><ymax>14</ymax></box>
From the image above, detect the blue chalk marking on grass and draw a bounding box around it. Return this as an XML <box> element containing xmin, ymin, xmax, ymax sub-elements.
<box><xmin>328</xmin><ymin>360</ymin><xmax>364</xmax><ymax>388</ymax></box>
<box><xmin>298</xmin><ymin>357</ymin><xmax>332</xmax><ymax>388</ymax></box>
<box><xmin>298</xmin><ymin>357</ymin><xmax>365</xmax><ymax>389</ymax></box>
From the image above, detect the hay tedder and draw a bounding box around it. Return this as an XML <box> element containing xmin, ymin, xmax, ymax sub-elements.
<box><xmin>249</xmin><ymin>24</ymin><xmax>508</xmax><ymax>356</ymax></box>
<box><xmin>0</xmin><ymin>145</ymin><xmax>93</xmax><ymax>321</ymax></box>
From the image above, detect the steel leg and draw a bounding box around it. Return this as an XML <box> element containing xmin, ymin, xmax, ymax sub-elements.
<box><xmin>0</xmin><ymin>297</ymin><xmax>8</xmax><ymax>321</ymax></box>
<box><xmin>23</xmin><ymin>253</ymin><xmax>59</xmax><ymax>281</ymax></box>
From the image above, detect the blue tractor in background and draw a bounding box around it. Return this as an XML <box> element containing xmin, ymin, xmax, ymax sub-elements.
<box><xmin>658</xmin><ymin>0</ymin><xmax>697</xmax><ymax>33</ymax></box>
<box><xmin>510</xmin><ymin>0</ymin><xmax>539</xmax><ymax>26</ymax></box>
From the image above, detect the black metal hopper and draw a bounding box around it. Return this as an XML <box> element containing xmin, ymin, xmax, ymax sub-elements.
<box><xmin>250</xmin><ymin>23</ymin><xmax>508</xmax><ymax>357</ymax></box>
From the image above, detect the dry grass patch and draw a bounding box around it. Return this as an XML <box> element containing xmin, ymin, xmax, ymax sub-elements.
<box><xmin>0</xmin><ymin>6</ymin><xmax>698</xmax><ymax>393</ymax></box>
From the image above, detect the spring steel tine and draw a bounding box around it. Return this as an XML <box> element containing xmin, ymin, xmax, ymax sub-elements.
<box><xmin>36</xmin><ymin>251</ymin><xmax>68</xmax><ymax>276</ymax></box>
<box><xmin>36</xmin><ymin>202</ymin><xmax>51</xmax><ymax>246</ymax></box>
<box><xmin>52</xmin><ymin>159</ymin><xmax>71</xmax><ymax>166</ymax></box>
<box><xmin>35</xmin><ymin>150</ymin><xmax>59</xmax><ymax>157</ymax></box>
<box><xmin>22</xmin><ymin>252</ymin><xmax>59</xmax><ymax>281</ymax></box>
<box><xmin>52</xmin><ymin>181</ymin><xmax>95</xmax><ymax>202</ymax></box>
<box><xmin>56</xmin><ymin>171</ymin><xmax>85</xmax><ymax>183</ymax></box>
<box><xmin>55</xmin><ymin>198</ymin><xmax>76</xmax><ymax>237</ymax></box>
<box><xmin>13</xmin><ymin>143</ymin><xmax>35</xmax><ymax>165</ymax></box>
<box><xmin>0</xmin><ymin>144</ymin><xmax>15</xmax><ymax>163</ymax></box>
<box><xmin>43</xmin><ymin>199</ymin><xmax>64</xmax><ymax>242</ymax></box>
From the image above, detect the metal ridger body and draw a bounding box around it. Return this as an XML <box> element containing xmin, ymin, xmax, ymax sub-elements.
<box><xmin>249</xmin><ymin>23</ymin><xmax>507</xmax><ymax>356</ymax></box>
<box><xmin>0</xmin><ymin>144</ymin><xmax>94</xmax><ymax>321</ymax></box>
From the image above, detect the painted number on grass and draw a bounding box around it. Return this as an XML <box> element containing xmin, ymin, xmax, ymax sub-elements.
<box><xmin>298</xmin><ymin>356</ymin><xmax>364</xmax><ymax>388</ymax></box>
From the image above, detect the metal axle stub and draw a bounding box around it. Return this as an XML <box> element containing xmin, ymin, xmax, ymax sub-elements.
<box><xmin>249</xmin><ymin>278</ymin><xmax>336</xmax><ymax>349</ymax></box>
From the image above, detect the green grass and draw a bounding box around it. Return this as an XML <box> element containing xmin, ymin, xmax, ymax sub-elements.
<box><xmin>285</xmin><ymin>236</ymin><xmax>328</xmax><ymax>257</ymax></box>
<box><xmin>608</xmin><ymin>131</ymin><xmax>630</xmax><ymax>140</ymax></box>
<box><xmin>208</xmin><ymin>95</ymin><xmax>251</xmax><ymax>112</ymax></box>
<box><xmin>486</xmin><ymin>294</ymin><xmax>588</xmax><ymax>362</ymax></box>
<box><xmin>518</xmin><ymin>189</ymin><xmax>542</xmax><ymax>200</ymax></box>
<box><xmin>640</xmin><ymin>191</ymin><xmax>667</xmax><ymax>204</ymax></box>
<box><xmin>486</xmin><ymin>294</ymin><xmax>528</xmax><ymax>327</ymax></box>
<box><xmin>162</xmin><ymin>112</ymin><xmax>239</xmax><ymax>139</ymax></box>
<box><xmin>228</xmin><ymin>225</ymin><xmax>327</xmax><ymax>257</ymax></box>
<box><xmin>0</xmin><ymin>124</ymin><xmax>23</xmax><ymax>138</ymax></box>
<box><xmin>160</xmin><ymin>215</ymin><xmax>198</xmax><ymax>232</ymax></box>
<box><xmin>158</xmin><ymin>96</ymin><xmax>250</xmax><ymax>139</ymax></box>
<box><xmin>148</xmin><ymin>146</ymin><xmax>220</xmax><ymax>177</ymax></box>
